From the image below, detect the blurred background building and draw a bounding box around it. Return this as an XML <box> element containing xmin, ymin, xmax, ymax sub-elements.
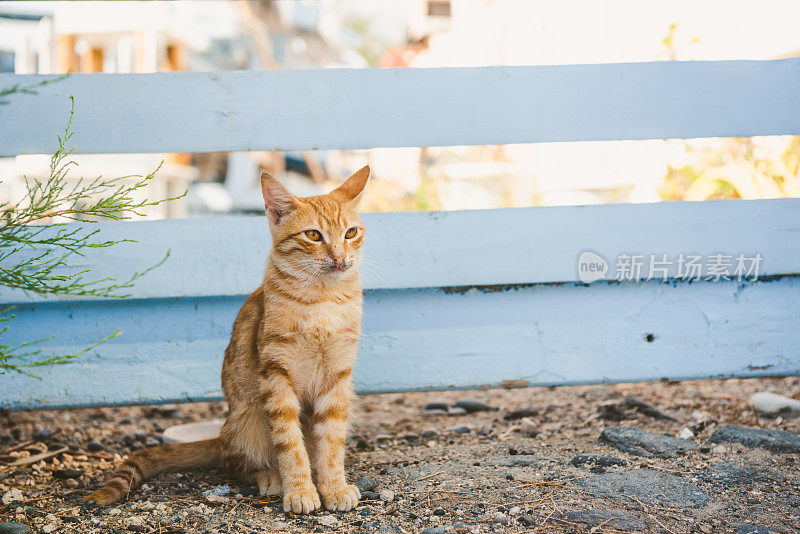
<box><xmin>1</xmin><ymin>0</ymin><xmax>799</xmax><ymax>218</ymax></box>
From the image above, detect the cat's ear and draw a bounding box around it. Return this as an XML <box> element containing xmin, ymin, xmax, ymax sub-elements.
<box><xmin>261</xmin><ymin>171</ymin><xmax>298</xmax><ymax>225</ymax></box>
<box><xmin>331</xmin><ymin>165</ymin><xmax>370</xmax><ymax>207</ymax></box>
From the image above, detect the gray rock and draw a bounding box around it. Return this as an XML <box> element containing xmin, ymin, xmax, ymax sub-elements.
<box><xmin>86</xmin><ymin>440</ymin><xmax>104</xmax><ymax>452</ymax></box>
<box><xmin>571</xmin><ymin>454</ymin><xmax>627</xmax><ymax>468</ymax></box>
<box><xmin>354</xmin><ymin>476</ymin><xmax>376</xmax><ymax>493</ymax></box>
<box><xmin>709</xmin><ymin>425</ymin><xmax>800</xmax><ymax>454</ymax></box>
<box><xmin>749</xmin><ymin>392</ymin><xmax>800</xmax><ymax>417</ymax></box>
<box><xmin>696</xmin><ymin>462</ymin><xmax>783</xmax><ymax>486</ymax></box>
<box><xmin>563</xmin><ymin>510</ymin><xmax>647</xmax><ymax>531</ymax></box>
<box><xmin>33</xmin><ymin>428</ymin><xmax>53</xmax><ymax>440</ymax></box>
<box><xmin>422</xmin><ymin>528</ymin><xmax>446</xmax><ymax>534</ymax></box>
<box><xmin>601</xmin><ymin>427</ymin><xmax>697</xmax><ymax>458</ymax></box>
<box><xmin>483</xmin><ymin>455</ymin><xmax>557</xmax><ymax>467</ymax></box>
<box><xmin>52</xmin><ymin>469</ymin><xmax>83</xmax><ymax>480</ymax></box>
<box><xmin>454</xmin><ymin>399</ymin><xmax>496</xmax><ymax>413</ymax></box>
<box><xmin>578</xmin><ymin>469</ymin><xmax>712</xmax><ymax>509</ymax></box>
<box><xmin>504</xmin><ymin>408</ymin><xmax>539</xmax><ymax>421</ymax></box>
<box><xmin>450</xmin><ymin>426</ymin><xmax>470</xmax><ymax>434</ymax></box>
<box><xmin>361</xmin><ymin>491</ymin><xmax>381</xmax><ymax>500</ymax></box>
<box><xmin>0</xmin><ymin>523</ymin><xmax>32</xmax><ymax>534</ymax></box>
<box><xmin>447</xmin><ymin>406</ymin><xmax>467</xmax><ymax>416</ymax></box>
<box><xmin>201</xmin><ymin>485</ymin><xmax>231</xmax><ymax>497</ymax></box>
<box><xmin>424</xmin><ymin>402</ymin><xmax>449</xmax><ymax>411</ymax></box>
<box><xmin>734</xmin><ymin>525</ymin><xmax>770</xmax><ymax>534</ymax></box>
<box><xmin>517</xmin><ymin>515</ymin><xmax>535</xmax><ymax>526</ymax></box>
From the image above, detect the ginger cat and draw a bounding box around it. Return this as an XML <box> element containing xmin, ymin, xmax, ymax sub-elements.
<box><xmin>86</xmin><ymin>166</ymin><xmax>370</xmax><ymax>513</ymax></box>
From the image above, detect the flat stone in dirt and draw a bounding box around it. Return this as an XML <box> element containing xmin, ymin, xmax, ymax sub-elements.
<box><xmin>454</xmin><ymin>399</ymin><xmax>496</xmax><ymax>413</ymax></box>
<box><xmin>0</xmin><ymin>523</ymin><xmax>31</xmax><ymax>534</ymax></box>
<box><xmin>601</xmin><ymin>426</ymin><xmax>697</xmax><ymax>458</ymax></box>
<box><xmin>734</xmin><ymin>525</ymin><xmax>771</xmax><ymax>534</ymax></box>
<box><xmin>749</xmin><ymin>392</ymin><xmax>800</xmax><ymax>417</ymax></box>
<box><xmin>482</xmin><ymin>455</ymin><xmax>559</xmax><ymax>467</ymax></box>
<box><xmin>570</xmin><ymin>453</ymin><xmax>627</xmax><ymax>468</ymax></box>
<box><xmin>710</xmin><ymin>425</ymin><xmax>800</xmax><ymax>453</ymax></box>
<box><xmin>696</xmin><ymin>462</ymin><xmax>784</xmax><ymax>487</ymax></box>
<box><xmin>563</xmin><ymin>510</ymin><xmax>648</xmax><ymax>531</ymax></box>
<box><xmin>578</xmin><ymin>469</ymin><xmax>712</xmax><ymax>508</ymax></box>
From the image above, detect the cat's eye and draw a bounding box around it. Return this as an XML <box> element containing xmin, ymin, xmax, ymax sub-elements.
<box><xmin>304</xmin><ymin>230</ymin><xmax>323</xmax><ymax>242</ymax></box>
<box><xmin>344</xmin><ymin>227</ymin><xmax>358</xmax><ymax>239</ymax></box>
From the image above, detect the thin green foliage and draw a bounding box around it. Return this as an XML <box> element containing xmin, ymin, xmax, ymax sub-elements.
<box><xmin>1</xmin><ymin>90</ymin><xmax>184</xmax><ymax>376</ymax></box>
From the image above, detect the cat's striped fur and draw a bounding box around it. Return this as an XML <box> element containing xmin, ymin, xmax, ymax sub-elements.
<box><xmin>86</xmin><ymin>166</ymin><xmax>370</xmax><ymax>513</ymax></box>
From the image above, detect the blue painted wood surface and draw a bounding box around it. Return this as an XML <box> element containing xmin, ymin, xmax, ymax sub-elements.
<box><xmin>2</xmin><ymin>277</ymin><xmax>798</xmax><ymax>409</ymax></box>
<box><xmin>3</xmin><ymin>60</ymin><xmax>800</xmax><ymax>156</ymax></box>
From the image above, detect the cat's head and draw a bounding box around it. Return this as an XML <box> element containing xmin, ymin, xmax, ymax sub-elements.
<box><xmin>260</xmin><ymin>165</ymin><xmax>369</xmax><ymax>282</ymax></box>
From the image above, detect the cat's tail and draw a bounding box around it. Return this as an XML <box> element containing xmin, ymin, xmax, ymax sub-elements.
<box><xmin>85</xmin><ymin>438</ymin><xmax>219</xmax><ymax>506</ymax></box>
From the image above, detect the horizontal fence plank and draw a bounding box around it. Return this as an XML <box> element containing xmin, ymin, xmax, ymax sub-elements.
<box><xmin>1</xmin><ymin>198</ymin><xmax>799</xmax><ymax>304</ymax></box>
<box><xmin>2</xmin><ymin>60</ymin><xmax>800</xmax><ymax>156</ymax></box>
<box><xmin>3</xmin><ymin>277</ymin><xmax>798</xmax><ymax>410</ymax></box>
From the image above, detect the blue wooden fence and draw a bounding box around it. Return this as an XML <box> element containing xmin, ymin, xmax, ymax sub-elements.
<box><xmin>1</xmin><ymin>61</ymin><xmax>799</xmax><ymax>409</ymax></box>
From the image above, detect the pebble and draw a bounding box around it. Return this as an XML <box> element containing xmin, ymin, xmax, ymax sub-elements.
<box><xmin>422</xmin><ymin>528</ymin><xmax>446</xmax><ymax>534</ymax></box>
<box><xmin>749</xmin><ymin>392</ymin><xmax>800</xmax><ymax>417</ymax></box>
<box><xmin>204</xmin><ymin>494</ymin><xmax>229</xmax><ymax>504</ymax></box>
<box><xmin>421</xmin><ymin>429</ymin><xmax>438</xmax><ymax>438</ymax></box>
<box><xmin>423</xmin><ymin>409</ymin><xmax>448</xmax><ymax>416</ymax></box>
<box><xmin>446</xmin><ymin>407</ymin><xmax>467</xmax><ymax>416</ymax></box>
<box><xmin>678</xmin><ymin>427</ymin><xmax>695</xmax><ymax>439</ymax></box>
<box><xmin>354</xmin><ymin>476</ymin><xmax>376</xmax><ymax>493</ymax></box>
<box><xmin>317</xmin><ymin>515</ymin><xmax>341</xmax><ymax>528</ymax></box>
<box><xmin>734</xmin><ymin>525</ymin><xmax>770</xmax><ymax>534</ymax></box>
<box><xmin>201</xmin><ymin>485</ymin><xmax>231</xmax><ymax>497</ymax></box>
<box><xmin>86</xmin><ymin>440</ymin><xmax>104</xmax><ymax>452</ymax></box>
<box><xmin>503</xmin><ymin>408</ymin><xmax>539</xmax><ymax>420</ymax></box>
<box><xmin>519</xmin><ymin>417</ymin><xmax>539</xmax><ymax>437</ymax></box>
<box><xmin>450</xmin><ymin>426</ymin><xmax>470</xmax><ymax>434</ymax></box>
<box><xmin>710</xmin><ymin>425</ymin><xmax>800</xmax><ymax>453</ymax></box>
<box><xmin>454</xmin><ymin>399</ymin><xmax>496</xmax><ymax>413</ymax></box>
<box><xmin>2</xmin><ymin>489</ymin><xmax>23</xmax><ymax>505</ymax></box>
<box><xmin>712</xmin><ymin>444</ymin><xmax>728</xmax><ymax>454</ymax></box>
<box><xmin>361</xmin><ymin>491</ymin><xmax>381</xmax><ymax>500</ymax></box>
<box><xmin>0</xmin><ymin>523</ymin><xmax>31</xmax><ymax>534</ymax></box>
<box><xmin>403</xmin><ymin>432</ymin><xmax>419</xmax><ymax>442</ymax></box>
<box><xmin>41</xmin><ymin>524</ymin><xmax>56</xmax><ymax>534</ymax></box>
<box><xmin>493</xmin><ymin>512</ymin><xmax>509</xmax><ymax>525</ymax></box>
<box><xmin>571</xmin><ymin>454</ymin><xmax>627</xmax><ymax>468</ymax></box>
<box><xmin>424</xmin><ymin>402</ymin><xmax>449</xmax><ymax>411</ymax></box>
<box><xmin>601</xmin><ymin>426</ymin><xmax>697</xmax><ymax>458</ymax></box>
<box><xmin>508</xmin><ymin>506</ymin><xmax>521</xmax><ymax>515</ymax></box>
<box><xmin>564</xmin><ymin>510</ymin><xmax>647</xmax><ymax>531</ymax></box>
<box><xmin>517</xmin><ymin>515</ymin><xmax>535</xmax><ymax>527</ymax></box>
<box><xmin>33</xmin><ymin>428</ymin><xmax>54</xmax><ymax>440</ymax></box>
<box><xmin>380</xmin><ymin>489</ymin><xmax>395</xmax><ymax>502</ymax></box>
<box><xmin>52</xmin><ymin>469</ymin><xmax>83</xmax><ymax>480</ymax></box>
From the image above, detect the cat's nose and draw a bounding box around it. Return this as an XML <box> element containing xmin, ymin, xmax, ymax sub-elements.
<box><xmin>332</xmin><ymin>257</ymin><xmax>346</xmax><ymax>269</ymax></box>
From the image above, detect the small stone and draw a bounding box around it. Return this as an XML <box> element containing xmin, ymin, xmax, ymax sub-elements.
<box><xmin>33</xmin><ymin>428</ymin><xmax>54</xmax><ymax>440</ymax></box>
<box><xmin>454</xmin><ymin>399</ymin><xmax>496</xmax><ymax>413</ymax></box>
<box><xmin>361</xmin><ymin>491</ymin><xmax>381</xmax><ymax>500</ymax></box>
<box><xmin>519</xmin><ymin>417</ymin><xmax>539</xmax><ymax>437</ymax></box>
<box><xmin>750</xmin><ymin>392</ymin><xmax>800</xmax><ymax>417</ymax></box>
<box><xmin>709</xmin><ymin>425</ymin><xmax>800</xmax><ymax>454</ymax></box>
<box><xmin>601</xmin><ymin>427</ymin><xmax>697</xmax><ymax>458</ymax></box>
<box><xmin>450</xmin><ymin>426</ymin><xmax>470</xmax><ymax>434</ymax></box>
<box><xmin>144</xmin><ymin>437</ymin><xmax>160</xmax><ymax>448</ymax></box>
<box><xmin>697</xmin><ymin>522</ymin><xmax>713</xmax><ymax>533</ymax></box>
<box><xmin>202</xmin><ymin>485</ymin><xmax>231</xmax><ymax>497</ymax></box>
<box><xmin>354</xmin><ymin>476</ymin><xmax>376</xmax><ymax>493</ymax></box>
<box><xmin>318</xmin><ymin>515</ymin><xmax>341</xmax><ymax>528</ymax></box>
<box><xmin>508</xmin><ymin>506</ymin><xmax>521</xmax><ymax>515</ymax></box>
<box><xmin>517</xmin><ymin>515</ymin><xmax>535</xmax><ymax>527</ymax></box>
<box><xmin>41</xmin><ymin>525</ymin><xmax>56</xmax><ymax>534</ymax></box>
<box><xmin>503</xmin><ymin>408</ymin><xmax>539</xmax><ymax>421</ymax></box>
<box><xmin>712</xmin><ymin>444</ymin><xmax>728</xmax><ymax>454</ymax></box>
<box><xmin>494</xmin><ymin>512</ymin><xmax>509</xmax><ymax>525</ymax></box>
<box><xmin>375</xmin><ymin>434</ymin><xmax>393</xmax><ymax>443</ymax></box>
<box><xmin>424</xmin><ymin>402</ymin><xmax>449</xmax><ymax>411</ymax></box>
<box><xmin>571</xmin><ymin>454</ymin><xmax>627</xmax><ymax>468</ymax></box>
<box><xmin>204</xmin><ymin>494</ymin><xmax>229</xmax><ymax>504</ymax></box>
<box><xmin>360</xmin><ymin>507</ymin><xmax>372</xmax><ymax>516</ymax></box>
<box><xmin>0</xmin><ymin>523</ymin><xmax>31</xmax><ymax>534</ymax></box>
<box><xmin>379</xmin><ymin>489</ymin><xmax>395</xmax><ymax>502</ymax></box>
<box><xmin>86</xmin><ymin>440</ymin><xmax>104</xmax><ymax>452</ymax></box>
<box><xmin>421</xmin><ymin>429</ymin><xmax>438</xmax><ymax>438</ymax></box>
<box><xmin>446</xmin><ymin>407</ymin><xmax>467</xmax><ymax>416</ymax></box>
<box><xmin>124</xmin><ymin>517</ymin><xmax>145</xmax><ymax>527</ymax></box>
<box><xmin>65</xmin><ymin>479</ymin><xmax>79</xmax><ymax>488</ymax></box>
<box><xmin>564</xmin><ymin>510</ymin><xmax>647</xmax><ymax>531</ymax></box>
<box><xmin>422</xmin><ymin>528</ymin><xmax>446</xmax><ymax>534</ymax></box>
<box><xmin>433</xmin><ymin>508</ymin><xmax>446</xmax><ymax>516</ymax></box>
<box><xmin>403</xmin><ymin>432</ymin><xmax>419</xmax><ymax>442</ymax></box>
<box><xmin>52</xmin><ymin>469</ymin><xmax>83</xmax><ymax>480</ymax></box>
<box><xmin>678</xmin><ymin>428</ymin><xmax>695</xmax><ymax>439</ymax></box>
<box><xmin>2</xmin><ymin>489</ymin><xmax>23</xmax><ymax>505</ymax></box>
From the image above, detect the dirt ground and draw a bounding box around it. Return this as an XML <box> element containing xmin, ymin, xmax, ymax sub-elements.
<box><xmin>1</xmin><ymin>376</ymin><xmax>799</xmax><ymax>533</ymax></box>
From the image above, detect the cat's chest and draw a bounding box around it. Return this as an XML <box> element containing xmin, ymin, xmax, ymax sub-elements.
<box><xmin>291</xmin><ymin>300</ymin><xmax>358</xmax><ymax>334</ymax></box>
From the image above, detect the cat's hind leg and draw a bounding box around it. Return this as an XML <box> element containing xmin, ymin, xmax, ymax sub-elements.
<box><xmin>255</xmin><ymin>468</ymin><xmax>282</xmax><ymax>496</ymax></box>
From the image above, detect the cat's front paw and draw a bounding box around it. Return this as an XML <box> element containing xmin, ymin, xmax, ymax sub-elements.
<box><xmin>320</xmin><ymin>484</ymin><xmax>360</xmax><ymax>512</ymax></box>
<box><xmin>283</xmin><ymin>483</ymin><xmax>321</xmax><ymax>514</ymax></box>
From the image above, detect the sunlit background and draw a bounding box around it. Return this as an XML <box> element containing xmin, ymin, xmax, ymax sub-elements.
<box><xmin>2</xmin><ymin>0</ymin><xmax>799</xmax><ymax>218</ymax></box>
